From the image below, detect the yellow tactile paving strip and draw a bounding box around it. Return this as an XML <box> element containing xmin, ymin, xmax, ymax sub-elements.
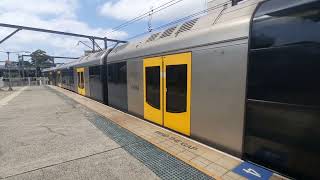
<box><xmin>49</xmin><ymin>86</ymin><xmax>287</xmax><ymax>180</ymax></box>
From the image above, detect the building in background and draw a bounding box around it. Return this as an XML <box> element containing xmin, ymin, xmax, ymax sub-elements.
<box><xmin>0</xmin><ymin>61</ymin><xmax>37</xmax><ymax>78</ymax></box>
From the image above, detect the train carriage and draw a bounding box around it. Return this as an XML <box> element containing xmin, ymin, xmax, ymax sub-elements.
<box><xmin>43</xmin><ymin>0</ymin><xmax>320</xmax><ymax>179</ymax></box>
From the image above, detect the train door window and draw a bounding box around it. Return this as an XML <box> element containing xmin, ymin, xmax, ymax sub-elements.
<box><xmin>78</xmin><ymin>72</ymin><xmax>84</xmax><ymax>89</ymax></box>
<box><xmin>80</xmin><ymin>72</ymin><xmax>84</xmax><ymax>89</ymax></box>
<box><xmin>77</xmin><ymin>72</ymin><xmax>81</xmax><ymax>88</ymax></box>
<box><xmin>166</xmin><ymin>64</ymin><xmax>187</xmax><ymax>113</ymax></box>
<box><xmin>146</xmin><ymin>66</ymin><xmax>161</xmax><ymax>109</ymax></box>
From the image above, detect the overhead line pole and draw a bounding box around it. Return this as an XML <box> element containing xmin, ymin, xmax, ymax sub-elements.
<box><xmin>0</xmin><ymin>23</ymin><xmax>127</xmax><ymax>51</ymax></box>
<box><xmin>0</xmin><ymin>50</ymin><xmax>30</xmax><ymax>91</ymax></box>
<box><xmin>0</xmin><ymin>23</ymin><xmax>123</xmax><ymax>42</ymax></box>
<box><xmin>6</xmin><ymin>52</ymin><xmax>12</xmax><ymax>91</ymax></box>
<box><xmin>0</xmin><ymin>28</ymin><xmax>21</xmax><ymax>44</ymax></box>
<box><xmin>0</xmin><ymin>23</ymin><xmax>128</xmax><ymax>96</ymax></box>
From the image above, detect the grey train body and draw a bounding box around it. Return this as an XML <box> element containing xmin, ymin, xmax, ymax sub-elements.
<box><xmin>44</xmin><ymin>0</ymin><xmax>320</xmax><ymax>179</ymax></box>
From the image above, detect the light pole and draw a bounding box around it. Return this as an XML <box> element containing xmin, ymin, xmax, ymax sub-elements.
<box><xmin>0</xmin><ymin>50</ymin><xmax>30</xmax><ymax>91</ymax></box>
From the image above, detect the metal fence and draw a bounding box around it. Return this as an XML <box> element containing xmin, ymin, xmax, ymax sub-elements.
<box><xmin>0</xmin><ymin>77</ymin><xmax>49</xmax><ymax>88</ymax></box>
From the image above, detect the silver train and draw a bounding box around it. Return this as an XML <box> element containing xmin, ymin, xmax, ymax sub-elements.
<box><xmin>43</xmin><ymin>0</ymin><xmax>320</xmax><ymax>179</ymax></box>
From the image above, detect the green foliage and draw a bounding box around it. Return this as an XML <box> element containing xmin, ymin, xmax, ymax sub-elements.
<box><xmin>30</xmin><ymin>49</ymin><xmax>54</xmax><ymax>68</ymax></box>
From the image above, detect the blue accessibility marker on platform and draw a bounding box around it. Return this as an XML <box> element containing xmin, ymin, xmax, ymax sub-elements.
<box><xmin>233</xmin><ymin>162</ymin><xmax>273</xmax><ymax>180</ymax></box>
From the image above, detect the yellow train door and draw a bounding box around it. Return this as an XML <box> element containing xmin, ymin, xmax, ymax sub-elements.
<box><xmin>77</xmin><ymin>68</ymin><xmax>86</xmax><ymax>96</ymax></box>
<box><xmin>143</xmin><ymin>57</ymin><xmax>163</xmax><ymax>125</ymax></box>
<box><xmin>163</xmin><ymin>52</ymin><xmax>191</xmax><ymax>136</ymax></box>
<box><xmin>143</xmin><ymin>52</ymin><xmax>191</xmax><ymax>135</ymax></box>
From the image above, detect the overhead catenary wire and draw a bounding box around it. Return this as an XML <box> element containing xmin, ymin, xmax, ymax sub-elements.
<box><xmin>126</xmin><ymin>0</ymin><xmax>230</xmax><ymax>41</ymax></box>
<box><xmin>106</xmin><ymin>0</ymin><xmax>186</xmax><ymax>34</ymax></box>
<box><xmin>107</xmin><ymin>0</ymin><xmax>185</xmax><ymax>33</ymax></box>
<box><xmin>107</xmin><ymin>0</ymin><xmax>230</xmax><ymax>35</ymax></box>
<box><xmin>106</xmin><ymin>0</ymin><xmax>231</xmax><ymax>48</ymax></box>
<box><xmin>106</xmin><ymin>0</ymin><xmax>228</xmax><ymax>48</ymax></box>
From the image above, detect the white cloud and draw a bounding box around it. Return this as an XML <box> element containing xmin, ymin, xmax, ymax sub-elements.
<box><xmin>0</xmin><ymin>0</ymin><xmax>128</xmax><ymax>63</ymax></box>
<box><xmin>0</xmin><ymin>0</ymin><xmax>78</xmax><ymax>18</ymax></box>
<box><xmin>99</xmin><ymin>0</ymin><xmax>206</xmax><ymax>21</ymax></box>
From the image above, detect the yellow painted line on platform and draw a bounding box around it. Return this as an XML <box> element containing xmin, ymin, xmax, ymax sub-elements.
<box><xmin>0</xmin><ymin>87</ymin><xmax>28</xmax><ymax>107</ymax></box>
<box><xmin>49</xmin><ymin>86</ymin><xmax>285</xmax><ymax>180</ymax></box>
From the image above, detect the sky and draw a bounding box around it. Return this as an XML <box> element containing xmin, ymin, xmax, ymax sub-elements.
<box><xmin>0</xmin><ymin>0</ymin><xmax>208</xmax><ymax>64</ymax></box>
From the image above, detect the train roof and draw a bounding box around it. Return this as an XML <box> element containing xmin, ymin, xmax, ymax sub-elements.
<box><xmin>45</xmin><ymin>0</ymin><xmax>263</xmax><ymax>72</ymax></box>
<box><xmin>108</xmin><ymin>0</ymin><xmax>262</xmax><ymax>62</ymax></box>
<box><xmin>42</xmin><ymin>51</ymin><xmax>106</xmax><ymax>72</ymax></box>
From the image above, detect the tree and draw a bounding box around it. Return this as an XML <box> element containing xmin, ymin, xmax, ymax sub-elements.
<box><xmin>30</xmin><ymin>49</ymin><xmax>54</xmax><ymax>76</ymax></box>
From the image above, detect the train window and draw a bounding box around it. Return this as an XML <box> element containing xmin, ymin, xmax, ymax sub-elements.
<box><xmin>248</xmin><ymin>44</ymin><xmax>320</xmax><ymax>107</ymax></box>
<box><xmin>89</xmin><ymin>66</ymin><xmax>100</xmax><ymax>76</ymax></box>
<box><xmin>61</xmin><ymin>71</ymin><xmax>66</xmax><ymax>84</ymax></box>
<box><xmin>249</xmin><ymin>0</ymin><xmax>320</xmax><ymax>107</ymax></box>
<box><xmin>107</xmin><ymin>62</ymin><xmax>126</xmax><ymax>84</ymax></box>
<box><xmin>107</xmin><ymin>62</ymin><xmax>128</xmax><ymax>110</ymax></box>
<box><xmin>146</xmin><ymin>66</ymin><xmax>160</xmax><ymax>109</ymax></box>
<box><xmin>107</xmin><ymin>65</ymin><xmax>114</xmax><ymax>82</ymax></box>
<box><xmin>166</xmin><ymin>64</ymin><xmax>187</xmax><ymax>113</ymax></box>
<box><xmin>251</xmin><ymin>0</ymin><xmax>320</xmax><ymax>49</ymax></box>
<box><xmin>69</xmin><ymin>69</ymin><xmax>74</xmax><ymax>85</ymax></box>
<box><xmin>61</xmin><ymin>69</ymin><xmax>73</xmax><ymax>86</ymax></box>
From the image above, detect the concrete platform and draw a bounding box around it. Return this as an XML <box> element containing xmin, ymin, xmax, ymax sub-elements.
<box><xmin>0</xmin><ymin>86</ymin><xmax>213</xmax><ymax>180</ymax></box>
<box><xmin>49</xmin><ymin>86</ymin><xmax>288</xmax><ymax>180</ymax></box>
<box><xmin>0</xmin><ymin>87</ymin><xmax>22</xmax><ymax>102</ymax></box>
<box><xmin>0</xmin><ymin>86</ymin><xmax>159</xmax><ymax>179</ymax></box>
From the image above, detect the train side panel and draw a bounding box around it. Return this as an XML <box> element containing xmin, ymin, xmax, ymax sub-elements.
<box><xmin>245</xmin><ymin>0</ymin><xmax>320</xmax><ymax>178</ymax></box>
<box><xmin>127</xmin><ymin>59</ymin><xmax>144</xmax><ymax>117</ymax></box>
<box><xmin>191</xmin><ymin>40</ymin><xmax>248</xmax><ymax>156</ymax></box>
<box><xmin>73</xmin><ymin>68</ymin><xmax>78</xmax><ymax>93</ymax></box>
<box><xmin>107</xmin><ymin>61</ymin><xmax>128</xmax><ymax>111</ymax></box>
<box><xmin>88</xmin><ymin>66</ymin><xmax>104</xmax><ymax>102</ymax></box>
<box><xmin>84</xmin><ymin>67</ymin><xmax>90</xmax><ymax>97</ymax></box>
